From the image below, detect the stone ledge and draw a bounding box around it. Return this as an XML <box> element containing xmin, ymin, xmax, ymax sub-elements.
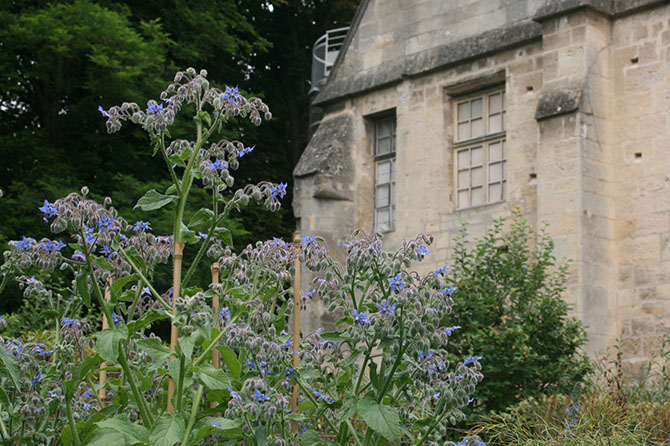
<box><xmin>535</xmin><ymin>88</ymin><xmax>582</xmax><ymax>120</ymax></box>
<box><xmin>534</xmin><ymin>0</ymin><xmax>669</xmax><ymax>21</ymax></box>
<box><xmin>294</xmin><ymin>113</ymin><xmax>354</xmax><ymax>178</ymax></box>
<box><xmin>313</xmin><ymin>21</ymin><xmax>542</xmax><ymax>106</ymax></box>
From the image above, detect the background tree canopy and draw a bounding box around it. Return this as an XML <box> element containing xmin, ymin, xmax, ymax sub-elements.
<box><xmin>0</xmin><ymin>0</ymin><xmax>358</xmax><ymax>313</ymax></box>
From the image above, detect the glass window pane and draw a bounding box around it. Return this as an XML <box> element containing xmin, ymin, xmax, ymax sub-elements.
<box><xmin>458</xmin><ymin>190</ymin><xmax>469</xmax><ymax>209</ymax></box>
<box><xmin>377</xmin><ymin>137</ymin><xmax>391</xmax><ymax>155</ymax></box>
<box><xmin>391</xmin><ymin>182</ymin><xmax>396</xmax><ymax>205</ymax></box>
<box><xmin>471</xmin><ymin>98</ymin><xmax>482</xmax><ymax>118</ymax></box>
<box><xmin>471</xmin><ymin>118</ymin><xmax>483</xmax><ymax>138</ymax></box>
<box><xmin>471</xmin><ymin>187</ymin><xmax>483</xmax><ymax>206</ymax></box>
<box><xmin>390</xmin><ymin>159</ymin><xmax>396</xmax><ymax>180</ymax></box>
<box><xmin>376</xmin><ymin>209</ymin><xmax>390</xmax><ymax>232</ymax></box>
<box><xmin>471</xmin><ymin>167</ymin><xmax>482</xmax><ymax>187</ymax></box>
<box><xmin>458</xmin><ymin>102</ymin><xmax>469</xmax><ymax>121</ymax></box>
<box><xmin>377</xmin><ymin>120</ymin><xmax>391</xmax><ymax>138</ymax></box>
<box><xmin>458</xmin><ymin>122</ymin><xmax>470</xmax><ymax>140</ymax></box>
<box><xmin>458</xmin><ymin>170</ymin><xmax>470</xmax><ymax>189</ymax></box>
<box><xmin>471</xmin><ymin>147</ymin><xmax>483</xmax><ymax>166</ymax></box>
<box><xmin>376</xmin><ymin>185</ymin><xmax>389</xmax><ymax>208</ymax></box>
<box><xmin>489</xmin><ymin>141</ymin><xmax>502</xmax><ymax>162</ymax></box>
<box><xmin>489</xmin><ymin>183</ymin><xmax>502</xmax><ymax>202</ymax></box>
<box><xmin>457</xmin><ymin>150</ymin><xmax>470</xmax><ymax>169</ymax></box>
<box><xmin>489</xmin><ymin>162</ymin><xmax>502</xmax><ymax>182</ymax></box>
<box><xmin>377</xmin><ymin>161</ymin><xmax>391</xmax><ymax>184</ymax></box>
<box><xmin>489</xmin><ymin>114</ymin><xmax>502</xmax><ymax>133</ymax></box>
<box><xmin>489</xmin><ymin>93</ymin><xmax>502</xmax><ymax>114</ymax></box>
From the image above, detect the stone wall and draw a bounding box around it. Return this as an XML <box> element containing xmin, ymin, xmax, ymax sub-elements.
<box><xmin>294</xmin><ymin>0</ymin><xmax>670</xmax><ymax>364</ymax></box>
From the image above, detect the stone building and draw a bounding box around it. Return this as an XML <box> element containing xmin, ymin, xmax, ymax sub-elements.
<box><xmin>293</xmin><ymin>0</ymin><xmax>670</xmax><ymax>364</ymax></box>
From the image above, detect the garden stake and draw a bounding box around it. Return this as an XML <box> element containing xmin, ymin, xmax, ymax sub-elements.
<box><xmin>210</xmin><ymin>261</ymin><xmax>220</xmax><ymax>409</ymax></box>
<box><xmin>98</xmin><ymin>279</ymin><xmax>111</xmax><ymax>402</ymax></box>
<box><xmin>291</xmin><ymin>233</ymin><xmax>301</xmax><ymax>433</ymax></box>
<box><xmin>167</xmin><ymin>241</ymin><xmax>184</xmax><ymax>414</ymax></box>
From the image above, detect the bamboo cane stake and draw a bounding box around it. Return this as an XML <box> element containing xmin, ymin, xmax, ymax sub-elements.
<box><xmin>291</xmin><ymin>233</ymin><xmax>302</xmax><ymax>433</ymax></box>
<box><xmin>167</xmin><ymin>241</ymin><xmax>184</xmax><ymax>414</ymax></box>
<box><xmin>98</xmin><ymin>279</ymin><xmax>112</xmax><ymax>402</ymax></box>
<box><xmin>210</xmin><ymin>262</ymin><xmax>220</xmax><ymax>409</ymax></box>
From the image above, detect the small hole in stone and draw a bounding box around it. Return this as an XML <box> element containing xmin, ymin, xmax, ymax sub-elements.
<box><xmin>635</xmin><ymin>152</ymin><xmax>642</xmax><ymax>159</ymax></box>
<box><xmin>529</xmin><ymin>172</ymin><xmax>537</xmax><ymax>179</ymax></box>
<box><xmin>631</xmin><ymin>57</ymin><xmax>639</xmax><ymax>64</ymax></box>
<box><xmin>526</xmin><ymin>85</ymin><xmax>534</xmax><ymax>91</ymax></box>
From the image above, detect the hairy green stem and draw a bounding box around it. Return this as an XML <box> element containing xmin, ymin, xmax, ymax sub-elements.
<box><xmin>126</xmin><ymin>280</ymin><xmax>144</xmax><ymax>322</ymax></box>
<box><xmin>0</xmin><ymin>404</ymin><xmax>9</xmax><ymax>441</ymax></box>
<box><xmin>64</xmin><ymin>394</ymin><xmax>81</xmax><ymax>446</ymax></box>
<box><xmin>85</xmin><ymin>254</ymin><xmax>154</xmax><ymax>427</ymax></box>
<box><xmin>345</xmin><ymin>420</ymin><xmax>363</xmax><ymax>446</ymax></box>
<box><xmin>176</xmin><ymin>355</ymin><xmax>186</xmax><ymax>412</ymax></box>
<box><xmin>159</xmin><ymin>133</ymin><xmax>182</xmax><ymax>195</ymax></box>
<box><xmin>180</xmin><ymin>384</ymin><xmax>204</xmax><ymax>446</ymax></box>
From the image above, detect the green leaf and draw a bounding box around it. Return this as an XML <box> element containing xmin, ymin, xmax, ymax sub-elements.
<box><xmin>111</xmin><ymin>275</ymin><xmax>138</xmax><ymax>301</ymax></box>
<box><xmin>255</xmin><ymin>424</ymin><xmax>267</xmax><ymax>446</ymax></box>
<box><xmin>357</xmin><ymin>394</ymin><xmax>401</xmax><ymax>442</ymax></box>
<box><xmin>95</xmin><ymin>415</ymin><xmax>150</xmax><ymax>444</ymax></box>
<box><xmin>198</xmin><ymin>364</ymin><xmax>231</xmax><ymax>390</ymax></box>
<box><xmin>94</xmin><ymin>257</ymin><xmax>114</xmax><ymax>270</ymax></box>
<box><xmin>217</xmin><ymin>346</ymin><xmax>241</xmax><ymax>378</ymax></box>
<box><xmin>300</xmin><ymin>430</ymin><xmax>323</xmax><ymax>446</ymax></box>
<box><xmin>189</xmin><ymin>208</ymin><xmax>215</xmax><ymax>230</ymax></box>
<box><xmin>339</xmin><ymin>399</ymin><xmax>357</xmax><ymax>423</ymax></box>
<box><xmin>95</xmin><ymin>326</ymin><xmax>129</xmax><ymax>362</ymax></box>
<box><xmin>134</xmin><ymin>189</ymin><xmax>178</xmax><ymax>211</ymax></box>
<box><xmin>136</xmin><ymin>338</ymin><xmax>171</xmax><ymax>364</ymax></box>
<box><xmin>0</xmin><ymin>387</ymin><xmax>9</xmax><ymax>407</ymax></box>
<box><xmin>213</xmin><ymin>226</ymin><xmax>233</xmax><ymax>247</ymax></box>
<box><xmin>86</xmin><ymin>428</ymin><xmax>127</xmax><ymax>446</ymax></box>
<box><xmin>150</xmin><ymin>414</ymin><xmax>185</xmax><ymax>446</ymax></box>
<box><xmin>77</xmin><ymin>274</ymin><xmax>91</xmax><ymax>307</ymax></box>
<box><xmin>127</xmin><ymin>309</ymin><xmax>170</xmax><ymax>333</ymax></box>
<box><xmin>178</xmin><ymin>222</ymin><xmax>197</xmax><ymax>244</ymax></box>
<box><xmin>0</xmin><ymin>348</ymin><xmax>20</xmax><ymax>389</ymax></box>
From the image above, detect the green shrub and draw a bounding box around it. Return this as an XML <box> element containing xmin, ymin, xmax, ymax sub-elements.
<box><xmin>443</xmin><ymin>212</ymin><xmax>592</xmax><ymax>415</ymax></box>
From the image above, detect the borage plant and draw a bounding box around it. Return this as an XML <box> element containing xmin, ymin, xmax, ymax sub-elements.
<box><xmin>0</xmin><ymin>69</ymin><xmax>483</xmax><ymax>446</ymax></box>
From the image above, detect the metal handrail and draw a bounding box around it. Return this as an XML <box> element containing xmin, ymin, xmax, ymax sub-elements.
<box><xmin>311</xmin><ymin>26</ymin><xmax>350</xmax><ymax>86</ymax></box>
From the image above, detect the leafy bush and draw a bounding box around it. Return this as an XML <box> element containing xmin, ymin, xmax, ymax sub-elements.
<box><xmin>443</xmin><ymin>214</ymin><xmax>592</xmax><ymax>415</ymax></box>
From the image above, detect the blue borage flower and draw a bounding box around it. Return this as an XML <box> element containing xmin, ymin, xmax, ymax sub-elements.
<box><xmin>99</xmin><ymin>245</ymin><xmax>117</xmax><ymax>259</ymax></box>
<box><xmin>83</xmin><ymin>387</ymin><xmax>94</xmax><ymax>399</ymax></box>
<box><xmin>352</xmin><ymin>309</ymin><xmax>368</xmax><ymax>325</ymax></box>
<box><xmin>270</xmin><ymin>182</ymin><xmax>287</xmax><ymax>199</ymax></box>
<box><xmin>228</xmin><ymin>387</ymin><xmax>242</xmax><ymax>401</ymax></box>
<box><xmin>251</xmin><ymin>389</ymin><xmax>270</xmax><ymax>401</ymax></box>
<box><xmin>210</xmin><ymin>422</ymin><xmax>222</xmax><ymax>428</ymax></box>
<box><xmin>441</xmin><ymin>286</ymin><xmax>458</xmax><ymax>296</ymax></box>
<box><xmin>433</xmin><ymin>265</ymin><xmax>450</xmax><ymax>277</ymax></box>
<box><xmin>133</xmin><ymin>221</ymin><xmax>151</xmax><ymax>232</ymax></box>
<box><xmin>387</xmin><ymin>273</ymin><xmax>406</xmax><ymax>292</ymax></box>
<box><xmin>238</xmin><ymin>145</ymin><xmax>254</xmax><ymax>158</ymax></box>
<box><xmin>418</xmin><ymin>350</ymin><xmax>432</xmax><ymax>359</ymax></box>
<box><xmin>245</xmin><ymin>358</ymin><xmax>256</xmax><ymax>369</ymax></box>
<box><xmin>428</xmin><ymin>361</ymin><xmax>446</xmax><ymax>374</ymax></box>
<box><xmin>376</xmin><ymin>300</ymin><xmax>396</xmax><ymax>315</ymax></box>
<box><xmin>222</xmin><ymin>85</ymin><xmax>242</xmax><ymax>104</ymax></box>
<box><xmin>141</xmin><ymin>287</ymin><xmax>151</xmax><ymax>296</ymax></box>
<box><xmin>38</xmin><ymin>200</ymin><xmax>59</xmax><ymax>222</ymax></box>
<box><xmin>312</xmin><ymin>388</ymin><xmax>335</xmax><ymax>403</ymax></box>
<box><xmin>415</xmin><ymin>245</ymin><xmax>431</xmax><ymax>256</ymax></box>
<box><xmin>47</xmin><ymin>390</ymin><xmax>62</xmax><ymax>400</ymax></box>
<box><xmin>62</xmin><ymin>318</ymin><xmax>81</xmax><ymax>329</ymax></box>
<box><xmin>285</xmin><ymin>367</ymin><xmax>295</xmax><ymax>379</ymax></box>
<box><xmin>96</xmin><ymin>214</ymin><xmax>114</xmax><ymax>233</ymax></box>
<box><xmin>279</xmin><ymin>338</ymin><xmax>293</xmax><ymax>349</ymax></box>
<box><xmin>112</xmin><ymin>311</ymin><xmax>123</xmax><ymax>327</ymax></box>
<box><xmin>31</xmin><ymin>371</ymin><xmax>42</xmax><ymax>387</ymax></box>
<box><xmin>219</xmin><ymin>307</ymin><xmax>230</xmax><ymax>320</ymax></box>
<box><xmin>301</xmin><ymin>235</ymin><xmax>316</xmax><ymax>246</ymax></box>
<box><xmin>83</xmin><ymin>225</ymin><xmax>96</xmax><ymax>245</ymax></box>
<box><xmin>97</xmin><ymin>105</ymin><xmax>110</xmax><ymax>118</ymax></box>
<box><xmin>208</xmin><ymin>158</ymin><xmax>228</xmax><ymax>171</ymax></box>
<box><xmin>443</xmin><ymin>325</ymin><xmax>461</xmax><ymax>335</ymax></box>
<box><xmin>72</xmin><ymin>250</ymin><xmax>85</xmax><ymax>261</ymax></box>
<box><xmin>146</xmin><ymin>101</ymin><xmax>164</xmax><ymax>114</ymax></box>
<box><xmin>198</xmin><ymin>232</ymin><xmax>208</xmax><ymax>239</ymax></box>
<box><xmin>25</xmin><ymin>276</ymin><xmax>41</xmax><ymax>286</ymax></box>
<box><xmin>14</xmin><ymin>236</ymin><xmax>34</xmax><ymax>251</ymax></box>
<box><xmin>464</xmin><ymin>355</ymin><xmax>482</xmax><ymax>365</ymax></box>
<box><xmin>41</xmin><ymin>240</ymin><xmax>66</xmax><ymax>253</ymax></box>
<box><xmin>302</xmin><ymin>289</ymin><xmax>315</xmax><ymax>299</ymax></box>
